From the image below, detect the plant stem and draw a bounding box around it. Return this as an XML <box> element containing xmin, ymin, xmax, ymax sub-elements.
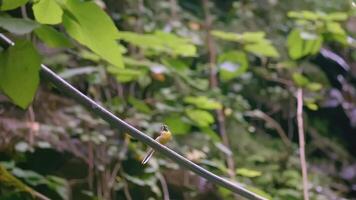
<box><xmin>297</xmin><ymin>88</ymin><xmax>309</xmax><ymax>200</ymax></box>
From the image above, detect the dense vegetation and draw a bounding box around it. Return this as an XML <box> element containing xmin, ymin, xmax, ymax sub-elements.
<box><xmin>0</xmin><ymin>0</ymin><xmax>355</xmax><ymax>199</ymax></box>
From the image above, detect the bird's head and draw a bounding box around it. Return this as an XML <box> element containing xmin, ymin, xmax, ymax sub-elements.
<box><xmin>161</xmin><ymin>124</ymin><xmax>169</xmax><ymax>132</ymax></box>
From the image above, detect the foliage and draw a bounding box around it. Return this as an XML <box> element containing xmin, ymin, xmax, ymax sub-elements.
<box><xmin>0</xmin><ymin>0</ymin><xmax>355</xmax><ymax>199</ymax></box>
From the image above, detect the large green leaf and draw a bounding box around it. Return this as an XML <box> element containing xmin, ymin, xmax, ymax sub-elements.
<box><xmin>0</xmin><ymin>40</ymin><xmax>41</xmax><ymax>109</ymax></box>
<box><xmin>32</xmin><ymin>0</ymin><xmax>63</xmax><ymax>24</ymax></box>
<box><xmin>287</xmin><ymin>29</ymin><xmax>304</xmax><ymax>60</ymax></box>
<box><xmin>34</xmin><ymin>25</ymin><xmax>72</xmax><ymax>48</ymax></box>
<box><xmin>62</xmin><ymin>0</ymin><xmax>123</xmax><ymax>68</ymax></box>
<box><xmin>0</xmin><ymin>17</ymin><xmax>39</xmax><ymax>35</ymax></box>
<box><xmin>0</xmin><ymin>0</ymin><xmax>28</xmax><ymax>11</ymax></box>
<box><xmin>185</xmin><ymin>109</ymin><xmax>214</xmax><ymax>127</ymax></box>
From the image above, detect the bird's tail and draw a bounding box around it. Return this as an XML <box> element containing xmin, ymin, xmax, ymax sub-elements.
<box><xmin>141</xmin><ymin>148</ymin><xmax>155</xmax><ymax>165</ymax></box>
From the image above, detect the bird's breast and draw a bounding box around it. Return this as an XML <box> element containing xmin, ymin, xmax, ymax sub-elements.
<box><xmin>158</xmin><ymin>131</ymin><xmax>172</xmax><ymax>144</ymax></box>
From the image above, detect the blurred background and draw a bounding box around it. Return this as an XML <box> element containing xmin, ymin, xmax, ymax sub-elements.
<box><xmin>0</xmin><ymin>0</ymin><xmax>355</xmax><ymax>199</ymax></box>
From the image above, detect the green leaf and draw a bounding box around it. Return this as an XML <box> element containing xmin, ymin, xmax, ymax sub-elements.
<box><xmin>292</xmin><ymin>73</ymin><xmax>309</xmax><ymax>87</ymax></box>
<box><xmin>287</xmin><ymin>10</ymin><xmax>319</xmax><ymax>21</ymax></box>
<box><xmin>0</xmin><ymin>39</ymin><xmax>41</xmax><ymax>109</ymax></box>
<box><xmin>306</xmin><ymin>102</ymin><xmax>318</xmax><ymax>111</ymax></box>
<box><xmin>0</xmin><ymin>0</ymin><xmax>28</xmax><ymax>11</ymax></box>
<box><xmin>244</xmin><ymin>41</ymin><xmax>279</xmax><ymax>58</ymax></box>
<box><xmin>107</xmin><ymin>66</ymin><xmax>146</xmax><ymax>82</ymax></box>
<box><xmin>184</xmin><ymin>96</ymin><xmax>222</xmax><ymax>110</ymax></box>
<box><xmin>164</xmin><ymin>115</ymin><xmax>191</xmax><ymax>135</ymax></box>
<box><xmin>306</xmin><ymin>82</ymin><xmax>322</xmax><ymax>91</ymax></box>
<box><xmin>0</xmin><ymin>17</ymin><xmax>39</xmax><ymax>35</ymax></box>
<box><xmin>34</xmin><ymin>25</ymin><xmax>72</xmax><ymax>48</ymax></box>
<box><xmin>212</xmin><ymin>30</ymin><xmax>241</xmax><ymax>42</ymax></box>
<box><xmin>62</xmin><ymin>0</ymin><xmax>123</xmax><ymax>68</ymax></box>
<box><xmin>287</xmin><ymin>29</ymin><xmax>303</xmax><ymax>60</ymax></box>
<box><xmin>128</xmin><ymin>96</ymin><xmax>151</xmax><ymax>113</ymax></box>
<box><xmin>241</xmin><ymin>32</ymin><xmax>266</xmax><ymax>43</ymax></box>
<box><xmin>326</xmin><ymin>22</ymin><xmax>345</xmax><ymax>35</ymax></box>
<box><xmin>218</xmin><ymin>51</ymin><xmax>248</xmax><ymax>81</ymax></box>
<box><xmin>32</xmin><ymin>0</ymin><xmax>63</xmax><ymax>24</ymax></box>
<box><xmin>236</xmin><ymin>168</ymin><xmax>262</xmax><ymax>178</ymax></box>
<box><xmin>117</xmin><ymin>31</ymin><xmax>196</xmax><ymax>57</ymax></box>
<box><xmin>185</xmin><ymin>109</ymin><xmax>214</xmax><ymax>127</ymax></box>
<box><xmin>325</xmin><ymin>12</ymin><xmax>348</xmax><ymax>21</ymax></box>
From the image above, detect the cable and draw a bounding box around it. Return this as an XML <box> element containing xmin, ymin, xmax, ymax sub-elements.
<box><xmin>0</xmin><ymin>33</ymin><xmax>266</xmax><ymax>200</ymax></box>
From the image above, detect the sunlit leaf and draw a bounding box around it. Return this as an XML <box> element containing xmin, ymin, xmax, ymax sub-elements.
<box><xmin>241</xmin><ymin>32</ymin><xmax>266</xmax><ymax>43</ymax></box>
<box><xmin>107</xmin><ymin>66</ymin><xmax>146</xmax><ymax>82</ymax></box>
<box><xmin>62</xmin><ymin>0</ymin><xmax>123</xmax><ymax>68</ymax></box>
<box><xmin>0</xmin><ymin>0</ymin><xmax>28</xmax><ymax>11</ymax></box>
<box><xmin>236</xmin><ymin>168</ymin><xmax>262</xmax><ymax>178</ymax></box>
<box><xmin>306</xmin><ymin>102</ymin><xmax>318</xmax><ymax>110</ymax></box>
<box><xmin>117</xmin><ymin>31</ymin><xmax>196</xmax><ymax>57</ymax></box>
<box><xmin>326</xmin><ymin>22</ymin><xmax>345</xmax><ymax>35</ymax></box>
<box><xmin>184</xmin><ymin>96</ymin><xmax>222</xmax><ymax>110</ymax></box>
<box><xmin>287</xmin><ymin>29</ymin><xmax>305</xmax><ymax>60</ymax></box>
<box><xmin>287</xmin><ymin>10</ymin><xmax>319</xmax><ymax>21</ymax></box>
<box><xmin>32</xmin><ymin>0</ymin><xmax>63</xmax><ymax>24</ymax></box>
<box><xmin>325</xmin><ymin>12</ymin><xmax>348</xmax><ymax>21</ymax></box>
<box><xmin>307</xmin><ymin>82</ymin><xmax>322</xmax><ymax>91</ymax></box>
<box><xmin>211</xmin><ymin>30</ymin><xmax>241</xmax><ymax>42</ymax></box>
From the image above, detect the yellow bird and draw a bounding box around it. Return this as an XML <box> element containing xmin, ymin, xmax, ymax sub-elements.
<box><xmin>142</xmin><ymin>124</ymin><xmax>172</xmax><ymax>165</ymax></box>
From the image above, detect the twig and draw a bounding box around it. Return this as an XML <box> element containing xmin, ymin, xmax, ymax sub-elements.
<box><xmin>0</xmin><ymin>33</ymin><xmax>266</xmax><ymax>200</ymax></box>
<box><xmin>245</xmin><ymin>110</ymin><xmax>292</xmax><ymax>147</ymax></box>
<box><xmin>202</xmin><ymin>0</ymin><xmax>236</xmax><ymax>178</ymax></box>
<box><xmin>296</xmin><ymin>88</ymin><xmax>309</xmax><ymax>200</ymax></box>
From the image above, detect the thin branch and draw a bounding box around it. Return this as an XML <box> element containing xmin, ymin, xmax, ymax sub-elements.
<box><xmin>296</xmin><ymin>88</ymin><xmax>309</xmax><ymax>200</ymax></box>
<box><xmin>245</xmin><ymin>110</ymin><xmax>292</xmax><ymax>147</ymax></box>
<box><xmin>0</xmin><ymin>33</ymin><xmax>266</xmax><ymax>200</ymax></box>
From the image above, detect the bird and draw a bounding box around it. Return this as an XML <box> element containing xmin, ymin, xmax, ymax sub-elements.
<box><xmin>141</xmin><ymin>124</ymin><xmax>172</xmax><ymax>165</ymax></box>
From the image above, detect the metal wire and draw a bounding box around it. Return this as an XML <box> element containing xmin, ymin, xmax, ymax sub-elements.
<box><xmin>0</xmin><ymin>33</ymin><xmax>266</xmax><ymax>200</ymax></box>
